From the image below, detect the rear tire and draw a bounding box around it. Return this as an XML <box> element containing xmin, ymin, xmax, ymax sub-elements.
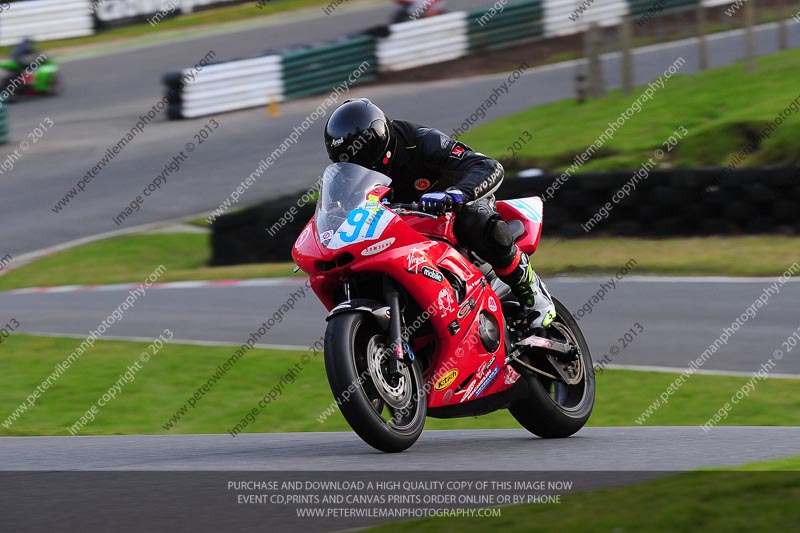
<box><xmin>509</xmin><ymin>298</ymin><xmax>595</xmax><ymax>438</ymax></box>
<box><xmin>324</xmin><ymin>312</ymin><xmax>426</xmax><ymax>452</ymax></box>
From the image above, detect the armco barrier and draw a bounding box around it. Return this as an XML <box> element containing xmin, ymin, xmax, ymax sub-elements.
<box><xmin>467</xmin><ymin>0</ymin><xmax>544</xmax><ymax>51</ymax></box>
<box><xmin>282</xmin><ymin>35</ymin><xmax>377</xmax><ymax>99</ymax></box>
<box><xmin>209</xmin><ymin>167</ymin><xmax>800</xmax><ymax>265</ymax></box>
<box><xmin>377</xmin><ymin>12</ymin><xmax>468</xmax><ymax>72</ymax></box>
<box><xmin>0</xmin><ymin>0</ymin><xmax>94</xmax><ymax>46</ymax></box>
<box><xmin>165</xmin><ymin>55</ymin><xmax>283</xmax><ymax>119</ymax></box>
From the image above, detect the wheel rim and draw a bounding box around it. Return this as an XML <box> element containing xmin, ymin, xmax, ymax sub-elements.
<box><xmin>351</xmin><ymin>324</ymin><xmax>422</xmax><ymax>432</ymax></box>
<box><xmin>539</xmin><ymin>319</ymin><xmax>590</xmax><ymax>412</ymax></box>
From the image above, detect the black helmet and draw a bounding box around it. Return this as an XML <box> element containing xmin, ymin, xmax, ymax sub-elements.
<box><xmin>324</xmin><ymin>98</ymin><xmax>392</xmax><ymax>171</ymax></box>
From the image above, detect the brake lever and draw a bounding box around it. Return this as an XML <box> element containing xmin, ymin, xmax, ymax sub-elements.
<box><xmin>395</xmin><ymin>208</ymin><xmax>438</xmax><ymax>219</ymax></box>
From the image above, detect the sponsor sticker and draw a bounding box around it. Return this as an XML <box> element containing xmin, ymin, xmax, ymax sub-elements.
<box><xmin>450</xmin><ymin>144</ymin><xmax>466</xmax><ymax>159</ymax></box>
<box><xmin>503</xmin><ymin>365</ymin><xmax>520</xmax><ymax>386</ymax></box>
<box><xmin>461</xmin><ymin>380</ymin><xmax>478</xmax><ymax>403</ymax></box>
<box><xmin>474</xmin><ymin>366</ymin><xmax>499</xmax><ymax>398</ymax></box>
<box><xmin>406</xmin><ymin>248</ymin><xmax>427</xmax><ymax>273</ymax></box>
<box><xmin>361</xmin><ymin>237</ymin><xmax>395</xmax><ymax>256</ymax></box>
<box><xmin>414</xmin><ymin>178</ymin><xmax>432</xmax><ymax>191</ymax></box>
<box><xmin>434</xmin><ymin>369</ymin><xmax>459</xmax><ymax>391</ymax></box>
<box><xmin>296</xmin><ymin>225</ymin><xmax>311</xmax><ymax>246</ymax></box>
<box><xmin>457</xmin><ymin>298</ymin><xmax>476</xmax><ymax>319</ymax></box>
<box><xmin>487</xmin><ymin>296</ymin><xmax>497</xmax><ymax>312</ymax></box>
<box><xmin>420</xmin><ymin>266</ymin><xmax>443</xmax><ymax>283</ymax></box>
<box><xmin>438</xmin><ymin>288</ymin><xmax>455</xmax><ymax>314</ymax></box>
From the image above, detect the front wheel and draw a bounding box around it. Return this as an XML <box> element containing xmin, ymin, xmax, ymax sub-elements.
<box><xmin>509</xmin><ymin>297</ymin><xmax>595</xmax><ymax>438</ymax></box>
<box><xmin>324</xmin><ymin>312</ymin><xmax>426</xmax><ymax>452</ymax></box>
<box><xmin>46</xmin><ymin>73</ymin><xmax>62</xmax><ymax>96</ymax></box>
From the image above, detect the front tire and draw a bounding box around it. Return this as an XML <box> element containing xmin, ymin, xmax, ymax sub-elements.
<box><xmin>46</xmin><ymin>73</ymin><xmax>62</xmax><ymax>96</ymax></box>
<box><xmin>324</xmin><ymin>312</ymin><xmax>426</xmax><ymax>452</ymax></box>
<box><xmin>509</xmin><ymin>297</ymin><xmax>595</xmax><ymax>438</ymax></box>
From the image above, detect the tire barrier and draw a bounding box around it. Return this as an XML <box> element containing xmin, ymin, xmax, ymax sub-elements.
<box><xmin>92</xmin><ymin>0</ymin><xmax>252</xmax><ymax>28</ymax></box>
<box><xmin>164</xmin><ymin>55</ymin><xmax>283</xmax><ymax>119</ymax></box>
<box><xmin>467</xmin><ymin>0</ymin><xmax>544</xmax><ymax>51</ymax></box>
<box><xmin>499</xmin><ymin>167</ymin><xmax>800</xmax><ymax>238</ymax></box>
<box><xmin>0</xmin><ymin>0</ymin><xmax>253</xmax><ymax>45</ymax></box>
<box><xmin>377</xmin><ymin>12</ymin><xmax>469</xmax><ymax>72</ymax></box>
<box><xmin>0</xmin><ymin>0</ymin><xmax>94</xmax><ymax>46</ymax></box>
<box><xmin>209</xmin><ymin>167</ymin><xmax>800</xmax><ymax>266</ymax></box>
<box><xmin>544</xmin><ymin>0</ymin><xmax>628</xmax><ymax>36</ymax></box>
<box><xmin>161</xmin><ymin>0</ymin><xmax>768</xmax><ymax>119</ymax></box>
<box><xmin>0</xmin><ymin>0</ymin><xmax>772</xmax><ymax>49</ymax></box>
<box><xmin>282</xmin><ymin>35</ymin><xmax>378</xmax><ymax>99</ymax></box>
<box><xmin>0</xmin><ymin>99</ymin><xmax>8</xmax><ymax>144</ymax></box>
<box><xmin>627</xmin><ymin>0</ymin><xmax>698</xmax><ymax>17</ymax></box>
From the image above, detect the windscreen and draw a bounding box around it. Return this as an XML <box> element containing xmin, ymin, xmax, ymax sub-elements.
<box><xmin>315</xmin><ymin>163</ymin><xmax>393</xmax><ymax>249</ymax></box>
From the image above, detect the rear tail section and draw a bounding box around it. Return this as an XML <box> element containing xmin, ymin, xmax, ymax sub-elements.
<box><xmin>496</xmin><ymin>197</ymin><xmax>543</xmax><ymax>255</ymax></box>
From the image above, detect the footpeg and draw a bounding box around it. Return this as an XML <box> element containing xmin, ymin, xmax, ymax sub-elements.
<box><xmin>516</xmin><ymin>334</ymin><xmax>578</xmax><ymax>363</ymax></box>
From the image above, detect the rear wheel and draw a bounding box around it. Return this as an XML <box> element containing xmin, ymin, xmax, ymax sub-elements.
<box><xmin>509</xmin><ymin>298</ymin><xmax>595</xmax><ymax>438</ymax></box>
<box><xmin>324</xmin><ymin>312</ymin><xmax>426</xmax><ymax>452</ymax></box>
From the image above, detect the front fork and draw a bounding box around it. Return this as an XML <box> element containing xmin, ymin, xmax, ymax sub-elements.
<box><xmin>382</xmin><ymin>277</ymin><xmax>405</xmax><ymax>377</ymax></box>
<box><xmin>339</xmin><ymin>276</ymin><xmax>410</xmax><ymax>378</ymax></box>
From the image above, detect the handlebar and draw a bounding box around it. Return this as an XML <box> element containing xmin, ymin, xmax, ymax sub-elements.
<box><xmin>387</xmin><ymin>202</ymin><xmax>439</xmax><ymax>219</ymax></box>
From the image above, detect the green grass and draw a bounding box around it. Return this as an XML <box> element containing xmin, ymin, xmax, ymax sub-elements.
<box><xmin>462</xmin><ymin>47</ymin><xmax>800</xmax><ymax>172</ymax></box>
<box><xmin>720</xmin><ymin>454</ymin><xmax>800</xmax><ymax>471</ymax></box>
<box><xmin>367</xmin><ymin>469</ymin><xmax>800</xmax><ymax>532</ymax></box>
<box><xmin>0</xmin><ymin>233</ymin><xmax>301</xmax><ymax>291</ymax></box>
<box><xmin>1</xmin><ymin>334</ymin><xmax>799</xmax><ymax>436</ymax></box>
<box><xmin>2</xmin><ymin>233</ymin><xmax>799</xmax><ymax>291</ymax></box>
<box><xmin>0</xmin><ymin>0</ymin><xmax>364</xmax><ymax>56</ymax></box>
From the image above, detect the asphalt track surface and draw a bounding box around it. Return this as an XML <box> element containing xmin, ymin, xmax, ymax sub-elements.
<box><xmin>2</xmin><ymin>427</ymin><xmax>799</xmax><ymax>470</ymax></box>
<box><xmin>4</xmin><ymin>277</ymin><xmax>799</xmax><ymax>374</ymax></box>
<box><xmin>3</xmin><ymin>427</ymin><xmax>797</xmax><ymax>532</ymax></box>
<box><xmin>1</xmin><ymin>21</ymin><xmax>798</xmax><ymax>258</ymax></box>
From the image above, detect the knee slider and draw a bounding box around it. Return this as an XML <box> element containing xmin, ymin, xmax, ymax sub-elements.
<box><xmin>489</xmin><ymin>218</ymin><xmax>514</xmax><ymax>248</ymax></box>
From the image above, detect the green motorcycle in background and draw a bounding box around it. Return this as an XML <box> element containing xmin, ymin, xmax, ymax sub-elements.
<box><xmin>1</xmin><ymin>38</ymin><xmax>62</xmax><ymax>102</ymax></box>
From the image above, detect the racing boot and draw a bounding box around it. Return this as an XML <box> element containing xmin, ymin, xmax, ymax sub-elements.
<box><xmin>497</xmin><ymin>251</ymin><xmax>556</xmax><ymax>330</ymax></box>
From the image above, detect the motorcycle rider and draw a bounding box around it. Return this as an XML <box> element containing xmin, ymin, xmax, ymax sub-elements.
<box><xmin>10</xmin><ymin>38</ymin><xmax>39</xmax><ymax>71</ymax></box>
<box><xmin>323</xmin><ymin>98</ymin><xmax>556</xmax><ymax>329</ymax></box>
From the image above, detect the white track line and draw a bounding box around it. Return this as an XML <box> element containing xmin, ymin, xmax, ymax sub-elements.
<box><xmin>2</xmin><ymin>277</ymin><xmax>305</xmax><ymax>295</ymax></box>
<box><xmin>553</xmin><ymin>275</ymin><xmax>800</xmax><ymax>284</ymax></box>
<box><xmin>23</xmin><ymin>331</ymin><xmax>309</xmax><ymax>352</ymax></box>
<box><xmin>605</xmin><ymin>364</ymin><xmax>800</xmax><ymax>379</ymax></box>
<box><xmin>20</xmin><ymin>332</ymin><xmax>800</xmax><ymax>378</ymax></box>
<box><xmin>6</xmin><ymin>274</ymin><xmax>800</xmax><ymax>295</ymax></box>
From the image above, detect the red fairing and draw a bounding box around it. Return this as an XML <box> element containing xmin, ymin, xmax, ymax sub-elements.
<box><xmin>292</xmin><ymin>204</ymin><xmax>521</xmax><ymax>410</ymax></box>
<box><xmin>496</xmin><ymin>197</ymin><xmax>544</xmax><ymax>255</ymax></box>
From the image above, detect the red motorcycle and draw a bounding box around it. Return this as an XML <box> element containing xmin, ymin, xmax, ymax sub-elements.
<box><xmin>293</xmin><ymin>163</ymin><xmax>594</xmax><ymax>452</ymax></box>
